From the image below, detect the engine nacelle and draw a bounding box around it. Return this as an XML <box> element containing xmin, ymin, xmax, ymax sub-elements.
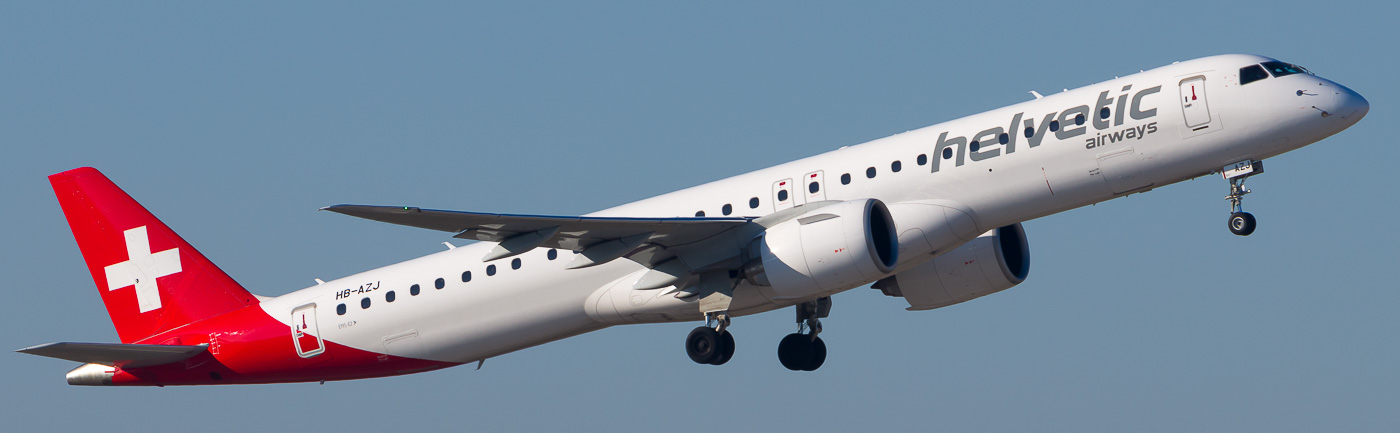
<box><xmin>746</xmin><ymin>199</ymin><xmax>898</xmax><ymax>301</ymax></box>
<box><xmin>882</xmin><ymin>200</ymin><xmax>981</xmax><ymax>266</ymax></box>
<box><xmin>872</xmin><ymin>223</ymin><xmax>1030</xmax><ymax>310</ymax></box>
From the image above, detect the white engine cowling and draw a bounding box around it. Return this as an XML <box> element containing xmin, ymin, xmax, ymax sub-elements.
<box><xmin>746</xmin><ymin>199</ymin><xmax>898</xmax><ymax>301</ymax></box>
<box><xmin>872</xmin><ymin>223</ymin><xmax>1030</xmax><ymax>310</ymax></box>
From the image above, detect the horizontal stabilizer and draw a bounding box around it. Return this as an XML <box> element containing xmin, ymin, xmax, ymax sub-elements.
<box><xmin>17</xmin><ymin>342</ymin><xmax>208</xmax><ymax>368</ymax></box>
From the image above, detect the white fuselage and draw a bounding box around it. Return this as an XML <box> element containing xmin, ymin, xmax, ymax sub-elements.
<box><xmin>259</xmin><ymin>54</ymin><xmax>1368</xmax><ymax>364</ymax></box>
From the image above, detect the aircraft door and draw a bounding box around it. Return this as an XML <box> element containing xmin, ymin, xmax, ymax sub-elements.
<box><xmin>1179</xmin><ymin>76</ymin><xmax>1212</xmax><ymax>130</ymax></box>
<box><xmin>291</xmin><ymin>304</ymin><xmax>325</xmax><ymax>358</ymax></box>
<box><xmin>804</xmin><ymin>171</ymin><xmax>826</xmax><ymax>202</ymax></box>
<box><xmin>772</xmin><ymin>179</ymin><xmax>796</xmax><ymax>212</ymax></box>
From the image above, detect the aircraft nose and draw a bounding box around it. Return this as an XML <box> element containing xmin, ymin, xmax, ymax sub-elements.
<box><xmin>1339</xmin><ymin>86</ymin><xmax>1369</xmax><ymax>122</ymax></box>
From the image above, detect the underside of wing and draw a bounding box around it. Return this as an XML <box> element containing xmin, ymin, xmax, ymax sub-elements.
<box><xmin>17</xmin><ymin>342</ymin><xmax>208</xmax><ymax>368</ymax></box>
<box><xmin>321</xmin><ymin>205</ymin><xmax>755</xmax><ymax>269</ymax></box>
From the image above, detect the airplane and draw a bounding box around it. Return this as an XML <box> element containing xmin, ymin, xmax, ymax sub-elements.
<box><xmin>19</xmin><ymin>54</ymin><xmax>1367</xmax><ymax>386</ymax></box>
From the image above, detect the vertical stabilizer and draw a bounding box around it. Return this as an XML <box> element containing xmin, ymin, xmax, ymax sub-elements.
<box><xmin>49</xmin><ymin>167</ymin><xmax>258</xmax><ymax>343</ymax></box>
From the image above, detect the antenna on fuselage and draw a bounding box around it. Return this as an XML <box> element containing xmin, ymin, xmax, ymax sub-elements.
<box><xmin>1029</xmin><ymin>90</ymin><xmax>1043</xmax><ymax>99</ymax></box>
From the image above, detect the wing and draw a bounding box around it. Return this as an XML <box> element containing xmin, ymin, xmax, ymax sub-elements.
<box><xmin>321</xmin><ymin>205</ymin><xmax>757</xmax><ymax>271</ymax></box>
<box><xmin>17</xmin><ymin>342</ymin><xmax>208</xmax><ymax>368</ymax></box>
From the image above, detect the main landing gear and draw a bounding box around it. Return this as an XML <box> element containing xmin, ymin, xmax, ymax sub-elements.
<box><xmin>1223</xmin><ymin>160</ymin><xmax>1263</xmax><ymax>236</ymax></box>
<box><xmin>686</xmin><ymin>271</ymin><xmax>738</xmax><ymax>366</ymax></box>
<box><xmin>683</xmin><ymin>297</ymin><xmax>833</xmax><ymax>371</ymax></box>
<box><xmin>686</xmin><ymin>312</ymin><xmax>735</xmax><ymax>365</ymax></box>
<box><xmin>778</xmin><ymin>297</ymin><xmax>830</xmax><ymax>371</ymax></box>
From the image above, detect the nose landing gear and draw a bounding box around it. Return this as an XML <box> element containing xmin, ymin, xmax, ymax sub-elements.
<box><xmin>1223</xmin><ymin>160</ymin><xmax>1263</xmax><ymax>236</ymax></box>
<box><xmin>1228</xmin><ymin>211</ymin><xmax>1256</xmax><ymax>236</ymax></box>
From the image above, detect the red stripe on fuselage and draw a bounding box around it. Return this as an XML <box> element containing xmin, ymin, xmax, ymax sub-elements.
<box><xmin>109</xmin><ymin>305</ymin><xmax>456</xmax><ymax>385</ymax></box>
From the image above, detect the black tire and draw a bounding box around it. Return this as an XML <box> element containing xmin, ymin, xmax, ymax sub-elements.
<box><xmin>713</xmin><ymin>330</ymin><xmax>736</xmax><ymax>366</ymax></box>
<box><xmin>803</xmin><ymin>337</ymin><xmax>827</xmax><ymax>371</ymax></box>
<box><xmin>1229</xmin><ymin>212</ymin><xmax>1257</xmax><ymax>236</ymax></box>
<box><xmin>777</xmin><ymin>333</ymin><xmax>810</xmax><ymax>371</ymax></box>
<box><xmin>686</xmin><ymin>327</ymin><xmax>721</xmax><ymax>365</ymax></box>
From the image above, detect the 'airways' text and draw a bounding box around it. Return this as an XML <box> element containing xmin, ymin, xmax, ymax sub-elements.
<box><xmin>1086</xmin><ymin>122</ymin><xmax>1158</xmax><ymax>149</ymax></box>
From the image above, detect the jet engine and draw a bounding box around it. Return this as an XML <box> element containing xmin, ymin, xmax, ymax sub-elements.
<box><xmin>872</xmin><ymin>223</ymin><xmax>1029</xmax><ymax>310</ymax></box>
<box><xmin>744</xmin><ymin>199</ymin><xmax>898</xmax><ymax>301</ymax></box>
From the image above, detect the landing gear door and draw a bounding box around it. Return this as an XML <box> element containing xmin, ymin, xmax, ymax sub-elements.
<box><xmin>1179</xmin><ymin>76</ymin><xmax>1212</xmax><ymax>130</ymax></box>
<box><xmin>291</xmin><ymin>304</ymin><xmax>325</xmax><ymax>358</ymax></box>
<box><xmin>804</xmin><ymin>171</ymin><xmax>826</xmax><ymax>202</ymax></box>
<box><xmin>772</xmin><ymin>179</ymin><xmax>796</xmax><ymax>212</ymax></box>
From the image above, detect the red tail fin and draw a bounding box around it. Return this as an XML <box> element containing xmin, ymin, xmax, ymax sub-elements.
<box><xmin>50</xmin><ymin>167</ymin><xmax>259</xmax><ymax>343</ymax></box>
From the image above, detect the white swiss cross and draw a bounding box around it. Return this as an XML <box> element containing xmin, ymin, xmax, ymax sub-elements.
<box><xmin>103</xmin><ymin>226</ymin><xmax>182</xmax><ymax>313</ymax></box>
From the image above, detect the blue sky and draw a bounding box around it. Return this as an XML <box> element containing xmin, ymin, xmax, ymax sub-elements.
<box><xmin>3</xmin><ymin>2</ymin><xmax>1395</xmax><ymax>432</ymax></box>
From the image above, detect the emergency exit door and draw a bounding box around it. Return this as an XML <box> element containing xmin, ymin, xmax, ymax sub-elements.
<box><xmin>804</xmin><ymin>171</ymin><xmax>826</xmax><ymax>202</ymax></box>
<box><xmin>772</xmin><ymin>179</ymin><xmax>795</xmax><ymax>212</ymax></box>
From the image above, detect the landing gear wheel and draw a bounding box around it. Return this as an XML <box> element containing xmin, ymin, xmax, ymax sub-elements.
<box><xmin>1228</xmin><ymin>212</ymin><xmax>1256</xmax><ymax>236</ymax></box>
<box><xmin>686</xmin><ymin>326</ymin><xmax>721</xmax><ymax>365</ymax></box>
<box><xmin>802</xmin><ymin>337</ymin><xmax>827</xmax><ymax>371</ymax></box>
<box><xmin>777</xmin><ymin>333</ymin><xmax>827</xmax><ymax>371</ymax></box>
<box><xmin>778</xmin><ymin>333</ymin><xmax>810</xmax><ymax>371</ymax></box>
<box><xmin>713</xmin><ymin>330</ymin><xmax>736</xmax><ymax>365</ymax></box>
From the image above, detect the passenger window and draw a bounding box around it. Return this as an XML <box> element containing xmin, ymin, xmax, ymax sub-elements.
<box><xmin>1099</xmin><ymin>107</ymin><xmax>1110</xmax><ymax>119</ymax></box>
<box><xmin>337</xmin><ymin>304</ymin><xmax>347</xmax><ymax>315</ymax></box>
<box><xmin>970</xmin><ymin>141</ymin><xmax>980</xmax><ymax>152</ymax></box>
<box><xmin>547</xmin><ymin>249</ymin><xmax>558</xmax><ymax>260</ymax></box>
<box><xmin>840</xmin><ymin>173</ymin><xmax>851</xmax><ymax>185</ymax></box>
<box><xmin>361</xmin><ymin>298</ymin><xmax>371</xmax><ymax>309</ymax></box>
<box><xmin>942</xmin><ymin>148</ymin><xmax>953</xmax><ymax>159</ymax></box>
<box><xmin>1240</xmin><ymin>64</ymin><xmax>1269</xmax><ymax>85</ymax></box>
<box><xmin>460</xmin><ymin>272</ymin><xmax>470</xmax><ymax>283</ymax></box>
<box><xmin>917</xmin><ymin>154</ymin><xmax>928</xmax><ymax>166</ymax></box>
<box><xmin>891</xmin><ymin>161</ymin><xmax>902</xmax><ymax>172</ymax></box>
<box><xmin>410</xmin><ymin>284</ymin><xmax>420</xmax><ymax>296</ymax></box>
<box><xmin>695</xmin><ymin>211</ymin><xmax>705</xmax><ymax>217</ymax></box>
<box><xmin>749</xmin><ymin>197</ymin><xmax>759</xmax><ymax>209</ymax></box>
<box><xmin>1024</xmin><ymin>126</ymin><xmax>1034</xmax><ymax>138</ymax></box>
<box><xmin>866</xmin><ymin>167</ymin><xmax>876</xmax><ymax>178</ymax></box>
<box><xmin>437</xmin><ymin>277</ymin><xmax>447</xmax><ymax>288</ymax></box>
<box><xmin>386</xmin><ymin>291</ymin><xmax>396</xmax><ymax>303</ymax></box>
<box><xmin>1050</xmin><ymin>120</ymin><xmax>1060</xmax><ymax>131</ymax></box>
<box><xmin>999</xmin><ymin>133</ymin><xmax>1009</xmax><ymax>144</ymax></box>
<box><xmin>808</xmin><ymin>182</ymin><xmax>819</xmax><ymax>194</ymax></box>
<box><xmin>1075</xmin><ymin>113</ymin><xmax>1086</xmax><ymax>125</ymax></box>
<box><xmin>778</xmin><ymin>189</ymin><xmax>789</xmax><ymax>201</ymax></box>
<box><xmin>722</xmin><ymin>204</ymin><xmax>733</xmax><ymax>215</ymax></box>
<box><xmin>487</xmin><ymin>264</ymin><xmax>497</xmax><ymax>276</ymax></box>
<box><xmin>511</xmin><ymin>258</ymin><xmax>522</xmax><ymax>270</ymax></box>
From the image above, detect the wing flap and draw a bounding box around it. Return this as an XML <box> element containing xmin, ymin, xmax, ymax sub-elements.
<box><xmin>17</xmin><ymin>342</ymin><xmax>208</xmax><ymax>368</ymax></box>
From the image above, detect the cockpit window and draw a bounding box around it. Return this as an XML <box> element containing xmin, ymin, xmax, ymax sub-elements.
<box><xmin>1240</xmin><ymin>64</ymin><xmax>1269</xmax><ymax>85</ymax></box>
<box><xmin>1260</xmin><ymin>61</ymin><xmax>1312</xmax><ymax>78</ymax></box>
